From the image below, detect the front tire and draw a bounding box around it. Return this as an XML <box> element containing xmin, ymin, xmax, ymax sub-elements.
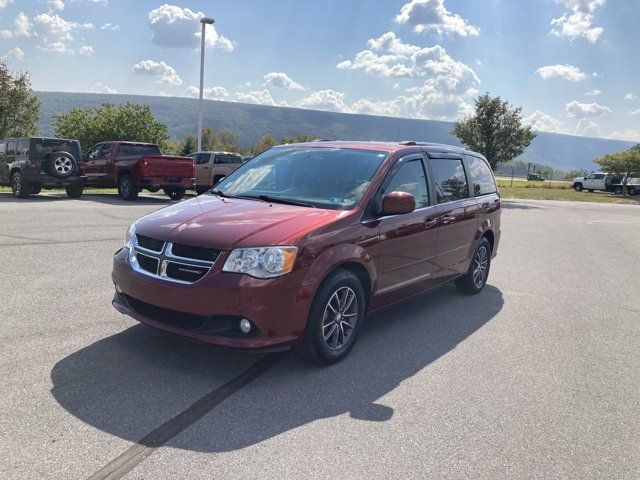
<box><xmin>574</xmin><ymin>184</ymin><xmax>583</xmax><ymax>192</ymax></box>
<box><xmin>11</xmin><ymin>172</ymin><xmax>30</xmax><ymax>198</ymax></box>
<box><xmin>303</xmin><ymin>270</ymin><xmax>365</xmax><ymax>365</ymax></box>
<box><xmin>117</xmin><ymin>174</ymin><xmax>138</xmax><ymax>201</ymax></box>
<box><xmin>455</xmin><ymin>237</ymin><xmax>491</xmax><ymax>295</ymax></box>
<box><xmin>65</xmin><ymin>184</ymin><xmax>83</xmax><ymax>199</ymax></box>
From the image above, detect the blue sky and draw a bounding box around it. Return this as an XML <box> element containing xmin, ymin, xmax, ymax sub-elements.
<box><xmin>1</xmin><ymin>0</ymin><xmax>639</xmax><ymax>141</ymax></box>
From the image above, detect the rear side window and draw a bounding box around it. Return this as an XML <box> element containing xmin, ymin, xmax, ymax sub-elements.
<box><xmin>119</xmin><ymin>144</ymin><xmax>161</xmax><ymax>157</ymax></box>
<box><xmin>466</xmin><ymin>156</ymin><xmax>497</xmax><ymax>196</ymax></box>
<box><xmin>17</xmin><ymin>140</ymin><xmax>29</xmax><ymax>156</ymax></box>
<box><xmin>7</xmin><ymin>141</ymin><xmax>16</xmax><ymax>156</ymax></box>
<box><xmin>0</xmin><ymin>142</ymin><xmax>5</xmax><ymax>158</ymax></box>
<box><xmin>594</xmin><ymin>173</ymin><xmax>606</xmax><ymax>180</ymax></box>
<box><xmin>384</xmin><ymin>159</ymin><xmax>429</xmax><ymax>208</ymax></box>
<box><xmin>430</xmin><ymin>158</ymin><xmax>469</xmax><ymax>204</ymax></box>
<box><xmin>215</xmin><ymin>154</ymin><xmax>243</xmax><ymax>164</ymax></box>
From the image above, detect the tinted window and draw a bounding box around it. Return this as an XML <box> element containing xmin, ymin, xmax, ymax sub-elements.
<box><xmin>119</xmin><ymin>144</ymin><xmax>161</xmax><ymax>157</ymax></box>
<box><xmin>215</xmin><ymin>147</ymin><xmax>387</xmax><ymax>210</ymax></box>
<box><xmin>431</xmin><ymin>159</ymin><xmax>469</xmax><ymax>204</ymax></box>
<box><xmin>32</xmin><ymin>139</ymin><xmax>81</xmax><ymax>161</ymax></box>
<box><xmin>196</xmin><ymin>153</ymin><xmax>210</xmax><ymax>165</ymax></box>
<box><xmin>594</xmin><ymin>174</ymin><xmax>606</xmax><ymax>179</ymax></box>
<box><xmin>466</xmin><ymin>156</ymin><xmax>497</xmax><ymax>196</ymax></box>
<box><xmin>215</xmin><ymin>154</ymin><xmax>243</xmax><ymax>164</ymax></box>
<box><xmin>0</xmin><ymin>142</ymin><xmax>5</xmax><ymax>157</ymax></box>
<box><xmin>384</xmin><ymin>159</ymin><xmax>429</xmax><ymax>208</ymax></box>
<box><xmin>100</xmin><ymin>143</ymin><xmax>114</xmax><ymax>158</ymax></box>
<box><xmin>17</xmin><ymin>140</ymin><xmax>29</xmax><ymax>156</ymax></box>
<box><xmin>7</xmin><ymin>141</ymin><xmax>16</xmax><ymax>156</ymax></box>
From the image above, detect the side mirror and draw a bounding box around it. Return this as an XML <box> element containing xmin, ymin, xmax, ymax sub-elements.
<box><xmin>381</xmin><ymin>191</ymin><xmax>415</xmax><ymax>216</ymax></box>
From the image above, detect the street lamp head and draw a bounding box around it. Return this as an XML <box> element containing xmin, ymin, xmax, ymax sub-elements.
<box><xmin>200</xmin><ymin>17</ymin><xmax>215</xmax><ymax>25</ymax></box>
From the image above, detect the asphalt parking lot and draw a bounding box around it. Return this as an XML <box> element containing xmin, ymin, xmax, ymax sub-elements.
<box><xmin>1</xmin><ymin>193</ymin><xmax>639</xmax><ymax>480</ymax></box>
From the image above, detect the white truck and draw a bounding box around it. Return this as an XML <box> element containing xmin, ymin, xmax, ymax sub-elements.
<box><xmin>573</xmin><ymin>172</ymin><xmax>638</xmax><ymax>195</ymax></box>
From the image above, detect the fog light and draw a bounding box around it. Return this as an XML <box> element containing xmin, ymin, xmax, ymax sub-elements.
<box><xmin>239</xmin><ymin>319</ymin><xmax>251</xmax><ymax>334</ymax></box>
<box><xmin>115</xmin><ymin>284</ymin><xmax>122</xmax><ymax>294</ymax></box>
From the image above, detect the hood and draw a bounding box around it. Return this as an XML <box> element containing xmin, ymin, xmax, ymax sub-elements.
<box><xmin>135</xmin><ymin>195</ymin><xmax>346</xmax><ymax>249</ymax></box>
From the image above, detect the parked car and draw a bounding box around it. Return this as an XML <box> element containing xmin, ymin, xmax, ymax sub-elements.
<box><xmin>572</xmin><ymin>172</ymin><xmax>622</xmax><ymax>192</ymax></box>
<box><xmin>610</xmin><ymin>173</ymin><xmax>640</xmax><ymax>196</ymax></box>
<box><xmin>112</xmin><ymin>141</ymin><xmax>501</xmax><ymax>364</ymax></box>
<box><xmin>82</xmin><ymin>142</ymin><xmax>194</xmax><ymax>200</ymax></box>
<box><xmin>0</xmin><ymin>137</ymin><xmax>85</xmax><ymax>199</ymax></box>
<box><xmin>187</xmin><ymin>151</ymin><xmax>244</xmax><ymax>194</ymax></box>
<box><xmin>527</xmin><ymin>173</ymin><xmax>545</xmax><ymax>181</ymax></box>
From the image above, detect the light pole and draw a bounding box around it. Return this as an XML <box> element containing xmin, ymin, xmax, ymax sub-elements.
<box><xmin>197</xmin><ymin>17</ymin><xmax>215</xmax><ymax>152</ymax></box>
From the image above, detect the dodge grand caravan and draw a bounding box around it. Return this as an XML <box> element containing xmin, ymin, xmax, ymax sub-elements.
<box><xmin>112</xmin><ymin>141</ymin><xmax>501</xmax><ymax>364</ymax></box>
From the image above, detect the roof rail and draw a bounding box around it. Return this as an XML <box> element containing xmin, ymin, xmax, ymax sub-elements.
<box><xmin>398</xmin><ymin>140</ymin><xmax>416</xmax><ymax>146</ymax></box>
<box><xmin>312</xmin><ymin>139</ymin><xmax>332</xmax><ymax>142</ymax></box>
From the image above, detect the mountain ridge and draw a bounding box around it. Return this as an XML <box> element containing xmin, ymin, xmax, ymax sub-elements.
<box><xmin>35</xmin><ymin>91</ymin><xmax>636</xmax><ymax>171</ymax></box>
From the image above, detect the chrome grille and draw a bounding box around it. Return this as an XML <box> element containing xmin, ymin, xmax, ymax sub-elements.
<box><xmin>129</xmin><ymin>234</ymin><xmax>219</xmax><ymax>284</ymax></box>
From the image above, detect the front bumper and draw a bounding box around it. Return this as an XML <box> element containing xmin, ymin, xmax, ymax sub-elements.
<box><xmin>111</xmin><ymin>247</ymin><xmax>312</xmax><ymax>350</ymax></box>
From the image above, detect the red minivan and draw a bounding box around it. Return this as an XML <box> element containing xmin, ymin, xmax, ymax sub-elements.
<box><xmin>112</xmin><ymin>141</ymin><xmax>501</xmax><ymax>364</ymax></box>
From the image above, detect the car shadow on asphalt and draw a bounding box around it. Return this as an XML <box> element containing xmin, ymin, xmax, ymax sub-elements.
<box><xmin>501</xmin><ymin>201</ymin><xmax>540</xmax><ymax>210</ymax></box>
<box><xmin>50</xmin><ymin>284</ymin><xmax>503</xmax><ymax>453</ymax></box>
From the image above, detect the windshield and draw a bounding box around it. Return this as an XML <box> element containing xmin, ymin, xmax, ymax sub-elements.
<box><xmin>212</xmin><ymin>147</ymin><xmax>387</xmax><ymax>210</ymax></box>
<box><xmin>31</xmin><ymin>139</ymin><xmax>81</xmax><ymax>161</ymax></box>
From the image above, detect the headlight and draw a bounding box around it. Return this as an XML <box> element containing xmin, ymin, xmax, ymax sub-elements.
<box><xmin>223</xmin><ymin>246</ymin><xmax>298</xmax><ymax>278</ymax></box>
<box><xmin>125</xmin><ymin>222</ymin><xmax>136</xmax><ymax>249</ymax></box>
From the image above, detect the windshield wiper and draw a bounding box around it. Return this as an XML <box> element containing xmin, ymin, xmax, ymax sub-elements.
<box><xmin>209</xmin><ymin>190</ymin><xmax>268</xmax><ymax>203</ymax></box>
<box><xmin>257</xmin><ymin>195</ymin><xmax>316</xmax><ymax>208</ymax></box>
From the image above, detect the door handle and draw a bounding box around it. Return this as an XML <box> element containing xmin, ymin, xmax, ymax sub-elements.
<box><xmin>424</xmin><ymin>217</ymin><xmax>438</xmax><ymax>228</ymax></box>
<box><xmin>441</xmin><ymin>214</ymin><xmax>455</xmax><ymax>224</ymax></box>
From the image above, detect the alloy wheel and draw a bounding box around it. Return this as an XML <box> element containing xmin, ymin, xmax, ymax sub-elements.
<box><xmin>53</xmin><ymin>156</ymin><xmax>73</xmax><ymax>175</ymax></box>
<box><xmin>472</xmin><ymin>246</ymin><xmax>489</xmax><ymax>288</ymax></box>
<box><xmin>321</xmin><ymin>286</ymin><xmax>358</xmax><ymax>350</ymax></box>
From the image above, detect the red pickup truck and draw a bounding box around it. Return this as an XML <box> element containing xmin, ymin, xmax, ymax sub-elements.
<box><xmin>82</xmin><ymin>142</ymin><xmax>194</xmax><ymax>200</ymax></box>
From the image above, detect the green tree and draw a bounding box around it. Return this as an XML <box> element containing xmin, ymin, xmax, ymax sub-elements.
<box><xmin>279</xmin><ymin>134</ymin><xmax>316</xmax><ymax>144</ymax></box>
<box><xmin>594</xmin><ymin>145</ymin><xmax>640</xmax><ymax>196</ymax></box>
<box><xmin>178</xmin><ymin>126</ymin><xmax>241</xmax><ymax>154</ymax></box>
<box><xmin>0</xmin><ymin>61</ymin><xmax>40</xmax><ymax>138</ymax></box>
<box><xmin>252</xmin><ymin>134</ymin><xmax>276</xmax><ymax>155</ymax></box>
<box><xmin>452</xmin><ymin>93</ymin><xmax>536</xmax><ymax>170</ymax></box>
<box><xmin>52</xmin><ymin>102</ymin><xmax>169</xmax><ymax>151</ymax></box>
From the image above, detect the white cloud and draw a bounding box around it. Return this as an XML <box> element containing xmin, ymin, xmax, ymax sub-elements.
<box><xmin>90</xmin><ymin>82</ymin><xmax>117</xmax><ymax>94</ymax></box>
<box><xmin>575</xmin><ymin>118</ymin><xmax>602</xmax><ymax>137</ymax></box>
<box><xmin>0</xmin><ymin>0</ymin><xmax>13</xmax><ymax>10</ymax></box>
<box><xmin>608</xmin><ymin>129</ymin><xmax>640</xmax><ymax>141</ymax></box>
<box><xmin>235</xmin><ymin>89</ymin><xmax>284</xmax><ymax>106</ymax></box>
<box><xmin>299</xmin><ymin>89</ymin><xmax>349</xmax><ymax>112</ymax></box>
<box><xmin>338</xmin><ymin>32</ymin><xmax>479</xmax><ymax>96</ymax></box>
<box><xmin>263</xmin><ymin>72</ymin><xmax>305</xmax><ymax>91</ymax></box>
<box><xmin>524</xmin><ymin>110</ymin><xmax>566</xmax><ymax>134</ymax></box>
<box><xmin>33</xmin><ymin>13</ymin><xmax>76</xmax><ymax>42</ymax></box>
<box><xmin>624</xmin><ymin>93</ymin><xmax>637</xmax><ymax>101</ymax></box>
<box><xmin>101</xmin><ymin>22</ymin><xmax>120</xmax><ymax>31</ymax></box>
<box><xmin>79</xmin><ymin>45</ymin><xmax>94</xmax><ymax>56</ymax></box>
<box><xmin>395</xmin><ymin>0</ymin><xmax>479</xmax><ymax>36</ymax></box>
<box><xmin>148</xmin><ymin>4</ymin><xmax>234</xmax><ymax>51</ymax></box>
<box><xmin>550</xmin><ymin>0</ymin><xmax>605</xmax><ymax>43</ymax></box>
<box><xmin>47</xmin><ymin>0</ymin><xmax>64</xmax><ymax>11</ymax></box>
<box><xmin>630</xmin><ymin>109</ymin><xmax>640</xmax><ymax>116</ymax></box>
<box><xmin>535</xmin><ymin>64</ymin><xmax>589</xmax><ymax>82</ymax></box>
<box><xmin>38</xmin><ymin>42</ymin><xmax>74</xmax><ymax>54</ymax></box>
<box><xmin>186</xmin><ymin>86</ymin><xmax>229</xmax><ymax>100</ymax></box>
<box><xmin>585</xmin><ymin>88</ymin><xmax>601</xmax><ymax>96</ymax></box>
<box><xmin>565</xmin><ymin>100</ymin><xmax>611</xmax><ymax>118</ymax></box>
<box><xmin>0</xmin><ymin>30</ymin><xmax>12</xmax><ymax>39</ymax></box>
<box><xmin>1</xmin><ymin>47</ymin><xmax>25</xmax><ymax>61</ymax></box>
<box><xmin>14</xmin><ymin>12</ymin><xmax>33</xmax><ymax>37</ymax></box>
<box><xmin>133</xmin><ymin>60</ymin><xmax>183</xmax><ymax>85</ymax></box>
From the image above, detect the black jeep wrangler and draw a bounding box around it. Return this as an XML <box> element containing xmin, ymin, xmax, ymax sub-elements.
<box><xmin>0</xmin><ymin>137</ymin><xmax>85</xmax><ymax>199</ymax></box>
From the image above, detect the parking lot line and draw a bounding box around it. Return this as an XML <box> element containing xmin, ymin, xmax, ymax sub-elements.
<box><xmin>87</xmin><ymin>352</ymin><xmax>287</xmax><ymax>480</ymax></box>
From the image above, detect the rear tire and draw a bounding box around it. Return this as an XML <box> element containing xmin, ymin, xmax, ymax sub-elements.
<box><xmin>302</xmin><ymin>269</ymin><xmax>365</xmax><ymax>365</ymax></box>
<box><xmin>30</xmin><ymin>185</ymin><xmax>42</xmax><ymax>195</ymax></box>
<box><xmin>164</xmin><ymin>188</ymin><xmax>186</xmax><ymax>201</ymax></box>
<box><xmin>117</xmin><ymin>174</ymin><xmax>138</xmax><ymax>201</ymax></box>
<box><xmin>588</xmin><ymin>189</ymin><xmax>594</xmax><ymax>193</ymax></box>
<box><xmin>614</xmin><ymin>186</ymin><xmax>623</xmax><ymax>195</ymax></box>
<box><xmin>455</xmin><ymin>237</ymin><xmax>491</xmax><ymax>295</ymax></box>
<box><xmin>574</xmin><ymin>184</ymin><xmax>583</xmax><ymax>192</ymax></box>
<box><xmin>11</xmin><ymin>172</ymin><xmax>30</xmax><ymax>198</ymax></box>
<box><xmin>65</xmin><ymin>184</ymin><xmax>83</xmax><ymax>199</ymax></box>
